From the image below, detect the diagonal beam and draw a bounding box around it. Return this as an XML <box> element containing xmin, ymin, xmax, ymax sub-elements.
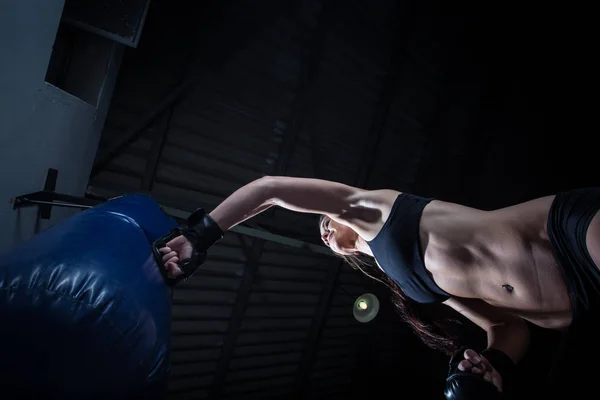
<box><xmin>293</xmin><ymin>2</ymin><xmax>408</xmax><ymax>397</ymax></box>
<box><xmin>140</xmin><ymin>19</ymin><xmax>201</xmax><ymax>192</ymax></box>
<box><xmin>354</xmin><ymin>67</ymin><xmax>398</xmax><ymax>189</ymax></box>
<box><xmin>307</xmin><ymin>126</ymin><xmax>324</xmax><ymax>180</ymax></box>
<box><xmin>292</xmin><ymin>258</ymin><xmax>343</xmax><ymax>395</ymax></box>
<box><xmin>207</xmin><ymin>236</ymin><xmax>264</xmax><ymax>399</ymax></box>
<box><xmin>140</xmin><ymin>102</ymin><xmax>174</xmax><ymax>191</ymax></box>
<box><xmin>90</xmin><ymin>82</ymin><xmax>190</xmax><ymax>177</ymax></box>
<box><xmin>271</xmin><ymin>0</ymin><xmax>335</xmax><ymax>176</ymax></box>
<box><xmin>354</xmin><ymin>24</ymin><xmax>404</xmax><ymax>189</ymax></box>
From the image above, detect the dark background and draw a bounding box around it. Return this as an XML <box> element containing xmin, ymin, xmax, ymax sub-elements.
<box><xmin>89</xmin><ymin>0</ymin><xmax>598</xmax><ymax>398</ymax></box>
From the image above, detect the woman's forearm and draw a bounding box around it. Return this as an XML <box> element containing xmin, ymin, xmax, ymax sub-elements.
<box><xmin>486</xmin><ymin>319</ymin><xmax>530</xmax><ymax>363</ymax></box>
<box><xmin>206</xmin><ymin>175</ymin><xmax>365</xmax><ymax>233</ymax></box>
<box><xmin>208</xmin><ymin>177</ymin><xmax>274</xmax><ymax>231</ymax></box>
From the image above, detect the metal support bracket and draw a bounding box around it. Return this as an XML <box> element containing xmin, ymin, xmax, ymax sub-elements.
<box><xmin>13</xmin><ymin>169</ymin><xmax>102</xmax><ymax>219</ymax></box>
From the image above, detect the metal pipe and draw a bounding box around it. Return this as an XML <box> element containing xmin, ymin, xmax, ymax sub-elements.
<box><xmin>17</xmin><ymin>199</ymin><xmax>95</xmax><ymax>210</ymax></box>
<box><xmin>13</xmin><ymin>193</ymin><xmax>333</xmax><ymax>257</ymax></box>
<box><xmin>159</xmin><ymin>205</ymin><xmax>333</xmax><ymax>256</ymax></box>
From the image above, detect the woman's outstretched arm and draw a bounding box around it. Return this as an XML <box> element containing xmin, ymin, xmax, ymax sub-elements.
<box><xmin>208</xmin><ymin>175</ymin><xmax>396</xmax><ymax>239</ymax></box>
<box><xmin>159</xmin><ymin>175</ymin><xmax>397</xmax><ymax>278</ymax></box>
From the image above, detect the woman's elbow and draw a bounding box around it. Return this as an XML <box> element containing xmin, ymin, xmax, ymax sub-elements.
<box><xmin>256</xmin><ymin>175</ymin><xmax>278</xmax><ymax>202</ymax></box>
<box><xmin>487</xmin><ymin>318</ymin><xmax>530</xmax><ymax>361</ymax></box>
<box><xmin>493</xmin><ymin>317</ymin><xmax>530</xmax><ymax>341</ymax></box>
<box><xmin>511</xmin><ymin>318</ymin><xmax>530</xmax><ymax>345</ymax></box>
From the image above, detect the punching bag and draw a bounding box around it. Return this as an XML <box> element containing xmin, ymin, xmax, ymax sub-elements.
<box><xmin>0</xmin><ymin>195</ymin><xmax>178</xmax><ymax>399</ymax></box>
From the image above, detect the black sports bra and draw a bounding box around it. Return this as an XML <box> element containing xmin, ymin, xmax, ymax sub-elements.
<box><xmin>367</xmin><ymin>193</ymin><xmax>451</xmax><ymax>303</ymax></box>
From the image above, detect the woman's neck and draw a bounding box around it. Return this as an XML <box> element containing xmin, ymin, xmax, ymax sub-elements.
<box><xmin>356</xmin><ymin>236</ymin><xmax>374</xmax><ymax>257</ymax></box>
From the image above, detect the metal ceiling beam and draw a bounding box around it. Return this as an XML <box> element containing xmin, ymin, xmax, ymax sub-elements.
<box><xmin>160</xmin><ymin>205</ymin><xmax>332</xmax><ymax>256</ymax></box>
<box><xmin>354</xmin><ymin>24</ymin><xmax>403</xmax><ymax>189</ymax></box>
<box><xmin>283</xmin><ymin>0</ymin><xmax>357</xmax><ymax>395</ymax></box>
<box><xmin>354</xmin><ymin>69</ymin><xmax>398</xmax><ymax>189</ymax></box>
<box><xmin>272</xmin><ymin>0</ymin><xmax>334</xmax><ymax>176</ymax></box>
<box><xmin>141</xmin><ymin>110</ymin><xmax>172</xmax><ymax>191</ymax></box>
<box><xmin>11</xmin><ymin>189</ymin><xmax>332</xmax><ymax>256</ymax></box>
<box><xmin>90</xmin><ymin>82</ymin><xmax>190</xmax><ymax>177</ymax></box>
<box><xmin>207</xmin><ymin>236</ymin><xmax>264</xmax><ymax>399</ymax></box>
<box><xmin>292</xmin><ymin>258</ymin><xmax>343</xmax><ymax>396</ymax></box>
<box><xmin>293</xmin><ymin>2</ymin><xmax>408</xmax><ymax>396</ymax></box>
<box><xmin>141</xmin><ymin>19</ymin><xmax>201</xmax><ymax>192</ymax></box>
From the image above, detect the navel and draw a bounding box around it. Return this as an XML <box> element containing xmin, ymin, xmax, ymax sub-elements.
<box><xmin>501</xmin><ymin>284</ymin><xmax>515</xmax><ymax>293</ymax></box>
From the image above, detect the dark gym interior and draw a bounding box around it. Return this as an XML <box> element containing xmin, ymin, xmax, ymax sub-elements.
<box><xmin>1</xmin><ymin>0</ymin><xmax>597</xmax><ymax>398</ymax></box>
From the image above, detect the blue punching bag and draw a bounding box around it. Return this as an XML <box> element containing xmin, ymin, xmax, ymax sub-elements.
<box><xmin>0</xmin><ymin>195</ymin><xmax>178</xmax><ymax>399</ymax></box>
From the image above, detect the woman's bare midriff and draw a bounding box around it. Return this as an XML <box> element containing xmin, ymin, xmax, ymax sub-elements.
<box><xmin>420</xmin><ymin>196</ymin><xmax>574</xmax><ymax>330</ymax></box>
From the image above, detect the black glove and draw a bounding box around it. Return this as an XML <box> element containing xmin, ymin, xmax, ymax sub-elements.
<box><xmin>153</xmin><ymin>208</ymin><xmax>223</xmax><ymax>286</ymax></box>
<box><xmin>445</xmin><ymin>347</ymin><xmax>514</xmax><ymax>400</ymax></box>
<box><xmin>480</xmin><ymin>348</ymin><xmax>516</xmax><ymax>395</ymax></box>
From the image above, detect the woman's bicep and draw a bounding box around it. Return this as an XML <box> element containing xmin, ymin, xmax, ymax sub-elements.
<box><xmin>264</xmin><ymin>176</ymin><xmax>398</xmax><ymax>236</ymax></box>
<box><xmin>264</xmin><ymin>176</ymin><xmax>361</xmax><ymax>215</ymax></box>
<box><xmin>265</xmin><ymin>176</ymin><xmax>395</xmax><ymax>222</ymax></box>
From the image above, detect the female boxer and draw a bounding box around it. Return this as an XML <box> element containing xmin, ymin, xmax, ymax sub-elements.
<box><xmin>158</xmin><ymin>176</ymin><xmax>600</xmax><ymax>395</ymax></box>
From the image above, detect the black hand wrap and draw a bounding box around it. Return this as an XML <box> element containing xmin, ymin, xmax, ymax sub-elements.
<box><xmin>445</xmin><ymin>347</ymin><xmax>515</xmax><ymax>400</ymax></box>
<box><xmin>153</xmin><ymin>208</ymin><xmax>223</xmax><ymax>286</ymax></box>
<box><xmin>480</xmin><ymin>348</ymin><xmax>516</xmax><ymax>395</ymax></box>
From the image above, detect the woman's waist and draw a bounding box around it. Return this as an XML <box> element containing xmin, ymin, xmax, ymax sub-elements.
<box><xmin>430</xmin><ymin>245</ymin><xmax>571</xmax><ymax>310</ymax></box>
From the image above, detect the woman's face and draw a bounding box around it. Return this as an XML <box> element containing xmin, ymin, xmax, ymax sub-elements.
<box><xmin>319</xmin><ymin>216</ymin><xmax>359</xmax><ymax>256</ymax></box>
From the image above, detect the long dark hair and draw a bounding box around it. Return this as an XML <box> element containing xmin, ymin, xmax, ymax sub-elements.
<box><xmin>320</xmin><ymin>216</ymin><xmax>461</xmax><ymax>354</ymax></box>
<box><xmin>343</xmin><ymin>253</ymin><xmax>461</xmax><ymax>354</ymax></box>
